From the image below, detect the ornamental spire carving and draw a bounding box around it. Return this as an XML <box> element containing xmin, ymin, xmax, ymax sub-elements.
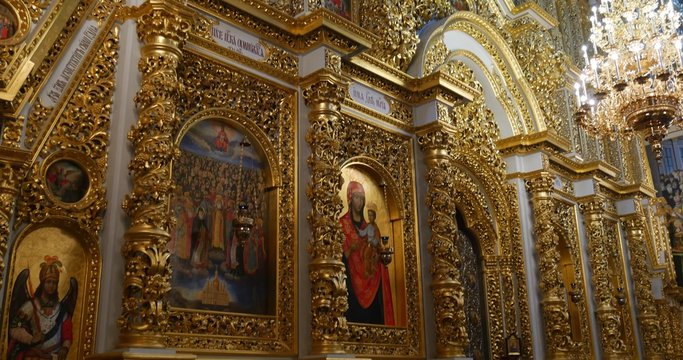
<box><xmin>579</xmin><ymin>198</ymin><xmax>627</xmax><ymax>359</ymax></box>
<box><xmin>302</xmin><ymin>51</ymin><xmax>349</xmax><ymax>354</ymax></box>
<box><xmin>417</xmin><ymin>124</ymin><xmax>468</xmax><ymax>357</ymax></box>
<box><xmin>526</xmin><ymin>172</ymin><xmax>573</xmax><ymax>358</ymax></box>
<box><xmin>118</xmin><ymin>0</ymin><xmax>192</xmax><ymax>347</ymax></box>
<box><xmin>623</xmin><ymin>211</ymin><xmax>665</xmax><ymax>359</ymax></box>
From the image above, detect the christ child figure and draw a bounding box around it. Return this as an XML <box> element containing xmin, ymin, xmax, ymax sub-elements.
<box><xmin>357</xmin><ymin>203</ymin><xmax>381</xmax><ymax>276</ymax></box>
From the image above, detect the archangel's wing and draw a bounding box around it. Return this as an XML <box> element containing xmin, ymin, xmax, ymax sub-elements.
<box><xmin>9</xmin><ymin>268</ymin><xmax>31</xmax><ymax>317</ymax></box>
<box><xmin>61</xmin><ymin>277</ymin><xmax>78</xmax><ymax>316</ymax></box>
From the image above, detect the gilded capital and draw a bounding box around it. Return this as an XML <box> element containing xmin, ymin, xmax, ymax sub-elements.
<box><xmin>135</xmin><ymin>1</ymin><xmax>193</xmax><ymax>48</ymax></box>
<box><xmin>416</xmin><ymin>124</ymin><xmax>454</xmax><ymax>164</ymax></box>
<box><xmin>526</xmin><ymin>172</ymin><xmax>555</xmax><ymax>196</ymax></box>
<box><xmin>302</xmin><ymin>78</ymin><xmax>347</xmax><ymax>108</ymax></box>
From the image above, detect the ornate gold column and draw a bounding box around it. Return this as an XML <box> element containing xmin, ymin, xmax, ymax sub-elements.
<box><xmin>302</xmin><ymin>53</ymin><xmax>349</xmax><ymax>354</ymax></box>
<box><xmin>526</xmin><ymin>172</ymin><xmax>572</xmax><ymax>359</ymax></box>
<box><xmin>417</xmin><ymin>124</ymin><xmax>468</xmax><ymax>357</ymax></box>
<box><xmin>623</xmin><ymin>213</ymin><xmax>665</xmax><ymax>360</ymax></box>
<box><xmin>118</xmin><ymin>0</ymin><xmax>192</xmax><ymax>348</ymax></box>
<box><xmin>580</xmin><ymin>198</ymin><xmax>627</xmax><ymax>359</ymax></box>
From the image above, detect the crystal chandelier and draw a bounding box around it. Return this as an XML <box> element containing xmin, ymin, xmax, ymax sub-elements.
<box><xmin>573</xmin><ymin>0</ymin><xmax>683</xmax><ymax>160</ymax></box>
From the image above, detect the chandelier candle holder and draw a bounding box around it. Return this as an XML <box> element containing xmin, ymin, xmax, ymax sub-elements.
<box><xmin>232</xmin><ymin>139</ymin><xmax>254</xmax><ymax>246</ymax></box>
<box><xmin>573</xmin><ymin>0</ymin><xmax>683</xmax><ymax>160</ymax></box>
<box><xmin>380</xmin><ymin>235</ymin><xmax>394</xmax><ymax>266</ymax></box>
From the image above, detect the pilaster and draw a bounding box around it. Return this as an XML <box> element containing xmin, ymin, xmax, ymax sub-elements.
<box><xmin>579</xmin><ymin>197</ymin><xmax>627</xmax><ymax>359</ymax></box>
<box><xmin>301</xmin><ymin>50</ymin><xmax>349</xmax><ymax>355</ymax></box>
<box><xmin>526</xmin><ymin>172</ymin><xmax>573</xmax><ymax>359</ymax></box>
<box><xmin>117</xmin><ymin>0</ymin><xmax>193</xmax><ymax>349</ymax></box>
<box><xmin>623</xmin><ymin>212</ymin><xmax>665</xmax><ymax>360</ymax></box>
<box><xmin>416</xmin><ymin>123</ymin><xmax>469</xmax><ymax>357</ymax></box>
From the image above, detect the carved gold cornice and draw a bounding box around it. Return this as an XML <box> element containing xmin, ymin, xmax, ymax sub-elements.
<box><xmin>498</xmin><ymin>133</ymin><xmax>658</xmax><ymax>199</ymax></box>
<box><xmin>187</xmin><ymin>0</ymin><xmax>375</xmax><ymax>56</ymax></box>
<box><xmin>347</xmin><ymin>54</ymin><xmax>477</xmax><ymax>105</ymax></box>
<box><xmin>497</xmin><ymin>130</ymin><xmax>572</xmax><ymax>155</ymax></box>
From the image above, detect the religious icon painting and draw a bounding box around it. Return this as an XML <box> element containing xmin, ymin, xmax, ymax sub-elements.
<box><xmin>323</xmin><ymin>0</ymin><xmax>352</xmax><ymax>20</ymax></box>
<box><xmin>44</xmin><ymin>159</ymin><xmax>89</xmax><ymax>204</ymax></box>
<box><xmin>169</xmin><ymin>118</ymin><xmax>273</xmax><ymax>315</ymax></box>
<box><xmin>1</xmin><ymin>225</ymin><xmax>99</xmax><ymax>360</ymax></box>
<box><xmin>0</xmin><ymin>2</ymin><xmax>17</xmax><ymax>40</ymax></box>
<box><xmin>451</xmin><ymin>0</ymin><xmax>470</xmax><ymax>11</ymax></box>
<box><xmin>339</xmin><ymin>165</ymin><xmax>409</xmax><ymax>328</ymax></box>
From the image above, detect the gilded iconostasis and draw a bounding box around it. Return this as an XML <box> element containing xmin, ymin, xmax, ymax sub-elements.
<box><xmin>0</xmin><ymin>0</ymin><xmax>681</xmax><ymax>360</ymax></box>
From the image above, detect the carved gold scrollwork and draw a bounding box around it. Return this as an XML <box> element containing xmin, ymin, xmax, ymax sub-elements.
<box><xmin>579</xmin><ymin>198</ymin><xmax>627</xmax><ymax>359</ymax></box>
<box><xmin>0</xmin><ymin>162</ymin><xmax>22</xmax><ymax>290</ymax></box>
<box><xmin>360</xmin><ymin>0</ymin><xmax>420</xmax><ymax>71</ymax></box>
<box><xmin>417</xmin><ymin>125</ymin><xmax>468</xmax><ymax>357</ymax></box>
<box><xmin>303</xmin><ymin>70</ymin><xmax>349</xmax><ymax>354</ymax></box>
<box><xmin>508</xmin><ymin>19</ymin><xmax>566</xmax><ymax>134</ymax></box>
<box><xmin>526</xmin><ymin>173</ymin><xmax>573</xmax><ymax>358</ymax></box>
<box><xmin>118</xmin><ymin>1</ymin><xmax>193</xmax><ymax>348</ymax></box>
<box><xmin>623</xmin><ymin>212</ymin><xmax>665</xmax><ymax>360</ymax></box>
<box><xmin>1</xmin><ymin>115</ymin><xmax>22</xmax><ymax>147</ymax></box>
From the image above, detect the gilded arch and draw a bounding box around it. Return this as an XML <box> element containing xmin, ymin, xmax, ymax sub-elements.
<box><xmin>413</xmin><ymin>11</ymin><xmax>553</xmax><ymax>137</ymax></box>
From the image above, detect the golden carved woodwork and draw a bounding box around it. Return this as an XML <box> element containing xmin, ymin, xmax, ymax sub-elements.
<box><xmin>623</xmin><ymin>210</ymin><xmax>665</xmax><ymax>360</ymax></box>
<box><xmin>579</xmin><ymin>198</ymin><xmax>628</xmax><ymax>359</ymax></box>
<box><xmin>417</xmin><ymin>125</ymin><xmax>468</xmax><ymax>357</ymax></box>
<box><xmin>603</xmin><ymin>218</ymin><xmax>637</xmax><ymax>357</ymax></box>
<box><xmin>144</xmin><ymin>41</ymin><xmax>298</xmax><ymax>351</ymax></box>
<box><xmin>417</xmin><ymin>90</ymin><xmax>531</xmax><ymax>358</ymax></box>
<box><xmin>1</xmin><ymin>22</ymin><xmax>119</xmax><ymax>358</ymax></box>
<box><xmin>507</xmin><ymin>18</ymin><xmax>565</xmax><ymax>134</ymax></box>
<box><xmin>302</xmin><ymin>69</ymin><xmax>349</xmax><ymax>354</ymax></box>
<box><xmin>117</xmin><ymin>0</ymin><xmax>193</xmax><ymax>348</ymax></box>
<box><xmin>303</xmin><ymin>53</ymin><xmax>424</xmax><ymax>355</ymax></box>
<box><xmin>0</xmin><ymin>161</ymin><xmax>22</xmax><ymax>291</ymax></box>
<box><xmin>165</xmin><ymin>102</ymin><xmax>296</xmax><ymax>353</ymax></box>
<box><xmin>337</xmin><ymin>117</ymin><xmax>422</xmax><ymax>357</ymax></box>
<box><xmin>526</xmin><ymin>173</ymin><xmax>574</xmax><ymax>358</ymax></box>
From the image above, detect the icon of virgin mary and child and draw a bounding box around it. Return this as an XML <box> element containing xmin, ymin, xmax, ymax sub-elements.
<box><xmin>339</xmin><ymin>181</ymin><xmax>395</xmax><ymax>325</ymax></box>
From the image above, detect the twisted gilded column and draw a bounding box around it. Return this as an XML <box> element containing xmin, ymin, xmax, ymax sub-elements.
<box><xmin>580</xmin><ymin>198</ymin><xmax>627</xmax><ymax>359</ymax></box>
<box><xmin>118</xmin><ymin>1</ymin><xmax>192</xmax><ymax>348</ymax></box>
<box><xmin>302</xmin><ymin>59</ymin><xmax>349</xmax><ymax>354</ymax></box>
<box><xmin>526</xmin><ymin>172</ymin><xmax>572</xmax><ymax>359</ymax></box>
<box><xmin>417</xmin><ymin>125</ymin><xmax>468</xmax><ymax>357</ymax></box>
<box><xmin>623</xmin><ymin>213</ymin><xmax>665</xmax><ymax>360</ymax></box>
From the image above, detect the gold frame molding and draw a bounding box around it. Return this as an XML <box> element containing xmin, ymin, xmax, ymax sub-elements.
<box><xmin>39</xmin><ymin>149</ymin><xmax>99</xmax><ymax>211</ymax></box>
<box><xmin>336</xmin><ymin>114</ymin><xmax>424</xmax><ymax>357</ymax></box>
<box><xmin>164</xmin><ymin>107</ymin><xmax>296</xmax><ymax>355</ymax></box>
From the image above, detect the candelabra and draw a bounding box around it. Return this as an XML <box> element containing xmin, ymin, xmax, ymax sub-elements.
<box><xmin>573</xmin><ymin>0</ymin><xmax>683</xmax><ymax>160</ymax></box>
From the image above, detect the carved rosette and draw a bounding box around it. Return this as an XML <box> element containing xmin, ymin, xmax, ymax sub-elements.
<box><xmin>118</xmin><ymin>1</ymin><xmax>192</xmax><ymax>347</ymax></box>
<box><xmin>579</xmin><ymin>198</ymin><xmax>627</xmax><ymax>358</ymax></box>
<box><xmin>417</xmin><ymin>126</ymin><xmax>468</xmax><ymax>357</ymax></box>
<box><xmin>303</xmin><ymin>72</ymin><xmax>349</xmax><ymax>354</ymax></box>
<box><xmin>623</xmin><ymin>214</ymin><xmax>665</xmax><ymax>359</ymax></box>
<box><xmin>526</xmin><ymin>173</ymin><xmax>572</xmax><ymax>357</ymax></box>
